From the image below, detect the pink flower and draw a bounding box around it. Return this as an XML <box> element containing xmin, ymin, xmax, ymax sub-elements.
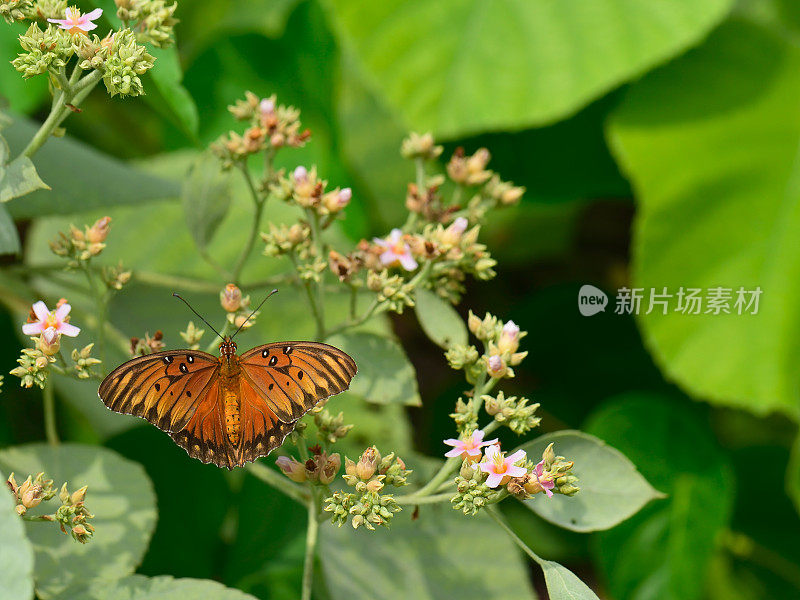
<box><xmin>293</xmin><ymin>166</ymin><xmax>308</xmax><ymax>183</ymax></box>
<box><xmin>373</xmin><ymin>228</ymin><xmax>418</xmax><ymax>271</ymax></box>
<box><xmin>48</xmin><ymin>7</ymin><xmax>102</xmax><ymax>35</ymax></box>
<box><xmin>260</xmin><ymin>98</ymin><xmax>275</xmax><ymax>115</ymax></box>
<box><xmin>498</xmin><ymin>320</ymin><xmax>520</xmax><ymax>353</ymax></box>
<box><xmin>533</xmin><ymin>459</ymin><xmax>555</xmax><ymax>498</ymax></box>
<box><xmin>22</xmin><ymin>301</ymin><xmax>80</xmax><ymax>338</ymax></box>
<box><xmin>443</xmin><ymin>429</ymin><xmax>498</xmax><ymax>461</ymax></box>
<box><xmin>479</xmin><ymin>445</ymin><xmax>527</xmax><ymax>488</ymax></box>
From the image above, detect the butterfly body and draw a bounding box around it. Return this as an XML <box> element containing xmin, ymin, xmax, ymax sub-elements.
<box><xmin>98</xmin><ymin>336</ymin><xmax>356</xmax><ymax>469</ymax></box>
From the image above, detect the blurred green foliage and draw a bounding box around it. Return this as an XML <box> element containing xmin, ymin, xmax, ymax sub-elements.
<box><xmin>2</xmin><ymin>0</ymin><xmax>800</xmax><ymax>599</ymax></box>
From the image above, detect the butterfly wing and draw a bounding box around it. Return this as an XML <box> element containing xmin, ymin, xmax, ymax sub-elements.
<box><xmin>235</xmin><ymin>341</ymin><xmax>357</xmax><ymax>464</ymax></box>
<box><xmin>98</xmin><ymin>350</ymin><xmax>233</xmax><ymax>465</ymax></box>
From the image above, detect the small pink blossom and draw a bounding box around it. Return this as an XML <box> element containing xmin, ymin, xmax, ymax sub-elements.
<box><xmin>48</xmin><ymin>7</ymin><xmax>102</xmax><ymax>35</ymax></box>
<box><xmin>479</xmin><ymin>445</ymin><xmax>527</xmax><ymax>488</ymax></box>
<box><xmin>443</xmin><ymin>429</ymin><xmax>498</xmax><ymax>461</ymax></box>
<box><xmin>22</xmin><ymin>301</ymin><xmax>80</xmax><ymax>338</ymax></box>
<box><xmin>338</xmin><ymin>187</ymin><xmax>352</xmax><ymax>206</ymax></box>
<box><xmin>373</xmin><ymin>228</ymin><xmax>418</xmax><ymax>271</ymax></box>
<box><xmin>260</xmin><ymin>98</ymin><xmax>275</xmax><ymax>115</ymax></box>
<box><xmin>533</xmin><ymin>459</ymin><xmax>555</xmax><ymax>498</ymax></box>
<box><xmin>293</xmin><ymin>166</ymin><xmax>308</xmax><ymax>183</ymax></box>
<box><xmin>498</xmin><ymin>320</ymin><xmax>521</xmax><ymax>353</ymax></box>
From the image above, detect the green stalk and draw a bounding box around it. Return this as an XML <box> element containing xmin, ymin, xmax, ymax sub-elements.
<box><xmin>43</xmin><ymin>379</ymin><xmax>58</xmax><ymax>446</ymax></box>
<box><xmin>301</xmin><ymin>490</ymin><xmax>321</xmax><ymax>600</ymax></box>
<box><xmin>246</xmin><ymin>463</ymin><xmax>309</xmax><ymax>505</ymax></box>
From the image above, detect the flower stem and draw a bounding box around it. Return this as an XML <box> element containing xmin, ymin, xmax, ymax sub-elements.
<box><xmin>487</xmin><ymin>506</ymin><xmax>544</xmax><ymax>564</ymax></box>
<box><xmin>301</xmin><ymin>489</ymin><xmax>321</xmax><ymax>600</ymax></box>
<box><xmin>43</xmin><ymin>379</ymin><xmax>58</xmax><ymax>446</ymax></box>
<box><xmin>246</xmin><ymin>462</ymin><xmax>309</xmax><ymax>506</ymax></box>
<box><xmin>231</xmin><ymin>164</ymin><xmax>266</xmax><ymax>284</ymax></box>
<box><xmin>22</xmin><ymin>69</ymin><xmax>103</xmax><ymax>158</ymax></box>
<box><xmin>395</xmin><ymin>492</ymin><xmax>452</xmax><ymax>505</ymax></box>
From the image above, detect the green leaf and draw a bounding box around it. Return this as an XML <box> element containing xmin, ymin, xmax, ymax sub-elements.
<box><xmin>148</xmin><ymin>47</ymin><xmax>200</xmax><ymax>141</ymax></box>
<box><xmin>0</xmin><ymin>469</ymin><xmax>35</xmax><ymax>600</ymax></box>
<box><xmin>0</xmin><ymin>443</ymin><xmax>157</xmax><ymax>599</ymax></box>
<box><xmin>181</xmin><ymin>152</ymin><xmax>232</xmax><ymax>250</ymax></box>
<box><xmin>319</xmin><ymin>504</ymin><xmax>537</xmax><ymax>599</ymax></box>
<box><xmin>516</xmin><ymin>430</ymin><xmax>663</xmax><ymax>532</ymax></box>
<box><xmin>585</xmin><ymin>394</ymin><xmax>735</xmax><ymax>600</ymax></box>
<box><xmin>325</xmin><ymin>0</ymin><xmax>734</xmax><ymax>137</ymax></box>
<box><xmin>538</xmin><ymin>559</ymin><xmax>600</xmax><ymax>600</ymax></box>
<box><xmin>607</xmin><ymin>18</ymin><xmax>800</xmax><ymax>418</ymax></box>
<box><xmin>328</xmin><ymin>331</ymin><xmax>421</xmax><ymax>406</ymax></box>
<box><xmin>0</xmin><ymin>155</ymin><xmax>50</xmax><ymax>202</ymax></box>
<box><xmin>54</xmin><ymin>575</ymin><xmax>259</xmax><ymax>600</ymax></box>
<box><xmin>2</xmin><ymin>115</ymin><xmax>180</xmax><ymax>218</ymax></box>
<box><xmin>0</xmin><ymin>203</ymin><xmax>21</xmax><ymax>255</ymax></box>
<box><xmin>413</xmin><ymin>287</ymin><xmax>467</xmax><ymax>349</ymax></box>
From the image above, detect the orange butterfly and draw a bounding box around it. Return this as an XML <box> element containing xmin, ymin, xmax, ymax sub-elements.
<box><xmin>98</xmin><ymin>291</ymin><xmax>357</xmax><ymax>469</ymax></box>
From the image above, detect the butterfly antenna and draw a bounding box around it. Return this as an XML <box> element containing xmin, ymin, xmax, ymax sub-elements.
<box><xmin>231</xmin><ymin>288</ymin><xmax>279</xmax><ymax>339</ymax></box>
<box><xmin>172</xmin><ymin>293</ymin><xmax>224</xmax><ymax>341</ymax></box>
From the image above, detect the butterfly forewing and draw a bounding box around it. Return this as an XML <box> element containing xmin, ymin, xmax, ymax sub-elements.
<box><xmin>239</xmin><ymin>341</ymin><xmax>358</xmax><ymax>422</ymax></box>
<box><xmin>98</xmin><ymin>350</ymin><xmax>219</xmax><ymax>431</ymax></box>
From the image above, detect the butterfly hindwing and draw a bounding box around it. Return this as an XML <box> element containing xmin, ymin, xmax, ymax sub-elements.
<box><xmin>239</xmin><ymin>341</ymin><xmax>358</xmax><ymax>423</ymax></box>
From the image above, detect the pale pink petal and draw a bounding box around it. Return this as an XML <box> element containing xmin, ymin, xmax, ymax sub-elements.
<box><xmin>77</xmin><ymin>21</ymin><xmax>97</xmax><ymax>31</ymax></box>
<box><xmin>32</xmin><ymin>301</ymin><xmax>49</xmax><ymax>321</ymax></box>
<box><xmin>443</xmin><ymin>438</ymin><xmax>461</xmax><ymax>447</ymax></box>
<box><xmin>398</xmin><ymin>252</ymin><xmax>418</xmax><ymax>271</ymax></box>
<box><xmin>478</xmin><ymin>462</ymin><xmax>493</xmax><ymax>474</ymax></box>
<box><xmin>58</xmin><ymin>322</ymin><xmax>81</xmax><ymax>337</ymax></box>
<box><xmin>47</xmin><ymin>18</ymin><xmax>68</xmax><ymax>25</ymax></box>
<box><xmin>444</xmin><ymin>448</ymin><xmax>464</xmax><ymax>458</ymax></box>
<box><xmin>485</xmin><ymin>473</ymin><xmax>503</xmax><ymax>488</ymax></box>
<box><xmin>83</xmin><ymin>8</ymin><xmax>103</xmax><ymax>20</ymax></box>
<box><xmin>533</xmin><ymin>460</ymin><xmax>545</xmax><ymax>477</ymax></box>
<box><xmin>472</xmin><ymin>430</ymin><xmax>485</xmax><ymax>443</ymax></box>
<box><xmin>484</xmin><ymin>445</ymin><xmax>500</xmax><ymax>460</ymax></box>
<box><xmin>22</xmin><ymin>322</ymin><xmax>43</xmax><ymax>335</ymax></box>
<box><xmin>479</xmin><ymin>437</ymin><xmax>499</xmax><ymax>448</ymax></box>
<box><xmin>379</xmin><ymin>250</ymin><xmax>397</xmax><ymax>265</ymax></box>
<box><xmin>506</xmin><ymin>465</ymin><xmax>527</xmax><ymax>478</ymax></box>
<box><xmin>372</xmin><ymin>237</ymin><xmax>389</xmax><ymax>248</ymax></box>
<box><xmin>543</xmin><ymin>486</ymin><xmax>554</xmax><ymax>498</ymax></box>
<box><xmin>42</xmin><ymin>327</ymin><xmax>59</xmax><ymax>344</ymax></box>
<box><xmin>506</xmin><ymin>449</ymin><xmax>527</xmax><ymax>464</ymax></box>
<box><xmin>465</xmin><ymin>447</ymin><xmax>483</xmax><ymax>457</ymax></box>
<box><xmin>388</xmin><ymin>228</ymin><xmax>403</xmax><ymax>242</ymax></box>
<box><xmin>54</xmin><ymin>303</ymin><xmax>71</xmax><ymax>321</ymax></box>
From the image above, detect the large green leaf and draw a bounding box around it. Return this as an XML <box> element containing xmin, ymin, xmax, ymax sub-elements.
<box><xmin>54</xmin><ymin>575</ymin><xmax>258</xmax><ymax>600</ymax></box>
<box><xmin>517</xmin><ymin>430</ymin><xmax>663</xmax><ymax>532</ymax></box>
<box><xmin>0</xmin><ymin>203</ymin><xmax>21</xmax><ymax>255</ymax></box>
<box><xmin>413</xmin><ymin>287</ymin><xmax>467</xmax><ymax>349</ymax></box>
<box><xmin>539</xmin><ymin>559</ymin><xmax>600</xmax><ymax>600</ymax></box>
<box><xmin>607</xmin><ymin>18</ymin><xmax>800</xmax><ymax>418</ymax></box>
<box><xmin>181</xmin><ymin>152</ymin><xmax>233</xmax><ymax>250</ymax></box>
<box><xmin>319</xmin><ymin>504</ymin><xmax>537</xmax><ymax>599</ymax></box>
<box><xmin>585</xmin><ymin>394</ymin><xmax>735</xmax><ymax>600</ymax></box>
<box><xmin>325</xmin><ymin>0</ymin><xmax>734</xmax><ymax>138</ymax></box>
<box><xmin>3</xmin><ymin>116</ymin><xmax>180</xmax><ymax>218</ymax></box>
<box><xmin>328</xmin><ymin>331</ymin><xmax>421</xmax><ymax>406</ymax></box>
<box><xmin>0</xmin><ymin>155</ymin><xmax>49</xmax><ymax>202</ymax></box>
<box><xmin>0</xmin><ymin>468</ymin><xmax>35</xmax><ymax>600</ymax></box>
<box><xmin>0</xmin><ymin>444</ymin><xmax>157</xmax><ymax>599</ymax></box>
<box><xmin>148</xmin><ymin>47</ymin><xmax>200</xmax><ymax>141</ymax></box>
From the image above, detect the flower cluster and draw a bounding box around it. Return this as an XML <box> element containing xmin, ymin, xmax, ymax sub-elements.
<box><xmin>129</xmin><ymin>330</ymin><xmax>164</xmax><ymax>356</ymax></box>
<box><xmin>179</xmin><ymin>321</ymin><xmax>205</xmax><ymax>350</ymax></box>
<box><xmin>10</xmin><ymin>299</ymin><xmax>101</xmax><ymax>386</ymax></box>
<box><xmin>114</xmin><ymin>0</ymin><xmax>178</xmax><ymax>48</ymax></box>
<box><xmin>220</xmin><ymin>284</ymin><xmax>258</xmax><ymax>330</ymax></box>
<box><xmin>323</xmin><ymin>446</ymin><xmax>410</xmax><ymax>530</ymax></box>
<box><xmin>6</xmin><ymin>472</ymin><xmax>95</xmax><ymax>543</ymax></box>
<box><xmin>8</xmin><ymin>4</ymin><xmax>164</xmax><ymax>98</ymax></box>
<box><xmin>483</xmin><ymin>391</ymin><xmax>541</xmax><ymax>435</ymax></box>
<box><xmin>447</xmin><ymin>315</ymin><xmax>527</xmax><ymax>384</ymax></box>
<box><xmin>212</xmin><ymin>92</ymin><xmax>310</xmax><ymax>169</ymax></box>
<box><xmin>312</xmin><ymin>404</ymin><xmax>354</xmax><ymax>445</ymax></box>
<box><xmin>50</xmin><ymin>216</ymin><xmax>111</xmax><ymax>265</ymax></box>
<box><xmin>276</xmin><ymin>445</ymin><xmax>342</xmax><ymax>485</ymax></box>
<box><xmin>447</xmin><ymin>435</ymin><xmax>579</xmax><ymax>514</ymax></box>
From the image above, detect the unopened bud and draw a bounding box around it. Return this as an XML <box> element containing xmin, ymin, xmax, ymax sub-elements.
<box><xmin>87</xmin><ymin>216</ymin><xmax>111</xmax><ymax>243</ymax></box>
<box><xmin>220</xmin><ymin>284</ymin><xmax>242</xmax><ymax>312</ymax></box>
<box><xmin>275</xmin><ymin>456</ymin><xmax>307</xmax><ymax>483</ymax></box>
<box><xmin>39</xmin><ymin>327</ymin><xmax>60</xmax><ymax>356</ymax></box>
